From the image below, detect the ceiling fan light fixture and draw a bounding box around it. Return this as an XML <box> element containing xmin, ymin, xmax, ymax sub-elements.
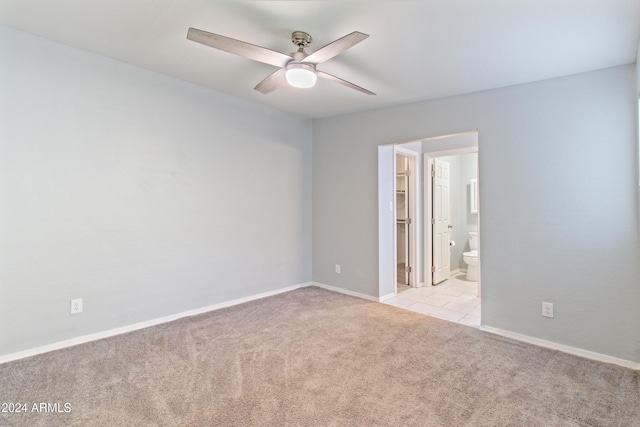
<box><xmin>285</xmin><ymin>63</ymin><xmax>317</xmax><ymax>88</ymax></box>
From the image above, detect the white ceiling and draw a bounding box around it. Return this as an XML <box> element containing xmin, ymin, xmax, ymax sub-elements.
<box><xmin>1</xmin><ymin>1</ymin><xmax>639</xmax><ymax>119</ymax></box>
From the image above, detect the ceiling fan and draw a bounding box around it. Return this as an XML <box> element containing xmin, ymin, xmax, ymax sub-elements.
<box><xmin>186</xmin><ymin>28</ymin><xmax>375</xmax><ymax>95</ymax></box>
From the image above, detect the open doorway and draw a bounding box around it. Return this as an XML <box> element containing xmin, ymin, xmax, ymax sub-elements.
<box><xmin>379</xmin><ymin>131</ymin><xmax>481</xmax><ymax>327</ymax></box>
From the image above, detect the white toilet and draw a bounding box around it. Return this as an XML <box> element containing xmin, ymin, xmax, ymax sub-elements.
<box><xmin>462</xmin><ymin>232</ymin><xmax>479</xmax><ymax>282</ymax></box>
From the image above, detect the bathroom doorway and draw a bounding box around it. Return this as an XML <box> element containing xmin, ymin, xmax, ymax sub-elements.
<box><xmin>425</xmin><ymin>151</ymin><xmax>479</xmax><ymax>290</ymax></box>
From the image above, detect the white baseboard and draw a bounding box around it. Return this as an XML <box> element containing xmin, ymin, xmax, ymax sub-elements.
<box><xmin>8</xmin><ymin>283</ymin><xmax>636</xmax><ymax>372</ymax></box>
<box><xmin>0</xmin><ymin>282</ymin><xmax>312</xmax><ymax>365</ymax></box>
<box><xmin>312</xmin><ymin>282</ymin><xmax>380</xmax><ymax>302</ymax></box>
<box><xmin>480</xmin><ymin>326</ymin><xmax>640</xmax><ymax>371</ymax></box>
<box><xmin>378</xmin><ymin>292</ymin><xmax>396</xmax><ymax>302</ymax></box>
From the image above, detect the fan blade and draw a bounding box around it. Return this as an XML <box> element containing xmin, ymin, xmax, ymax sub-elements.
<box><xmin>187</xmin><ymin>28</ymin><xmax>292</xmax><ymax>68</ymax></box>
<box><xmin>317</xmin><ymin>70</ymin><xmax>375</xmax><ymax>95</ymax></box>
<box><xmin>254</xmin><ymin>68</ymin><xmax>287</xmax><ymax>94</ymax></box>
<box><xmin>303</xmin><ymin>31</ymin><xmax>369</xmax><ymax>65</ymax></box>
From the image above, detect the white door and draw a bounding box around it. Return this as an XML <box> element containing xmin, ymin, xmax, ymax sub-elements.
<box><xmin>433</xmin><ymin>158</ymin><xmax>450</xmax><ymax>284</ymax></box>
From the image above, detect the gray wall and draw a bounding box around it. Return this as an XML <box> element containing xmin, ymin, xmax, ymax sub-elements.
<box><xmin>313</xmin><ymin>65</ymin><xmax>640</xmax><ymax>362</ymax></box>
<box><xmin>637</xmin><ymin>43</ymin><xmax>640</xmax><ymax>96</ymax></box>
<box><xmin>0</xmin><ymin>26</ymin><xmax>312</xmax><ymax>356</ymax></box>
<box><xmin>637</xmin><ymin>44</ymin><xmax>640</xmax><ymax>223</ymax></box>
<box><xmin>2</xmin><ymin>24</ymin><xmax>638</xmax><ymax>365</ymax></box>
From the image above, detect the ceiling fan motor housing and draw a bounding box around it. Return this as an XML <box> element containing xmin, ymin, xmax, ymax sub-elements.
<box><xmin>291</xmin><ymin>31</ymin><xmax>312</xmax><ymax>48</ymax></box>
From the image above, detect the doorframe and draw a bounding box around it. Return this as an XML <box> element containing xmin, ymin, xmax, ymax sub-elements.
<box><xmin>378</xmin><ymin>130</ymin><xmax>480</xmax><ymax>301</ymax></box>
<box><xmin>394</xmin><ymin>145</ymin><xmax>420</xmax><ymax>290</ymax></box>
<box><xmin>424</xmin><ymin>146</ymin><xmax>479</xmax><ymax>287</ymax></box>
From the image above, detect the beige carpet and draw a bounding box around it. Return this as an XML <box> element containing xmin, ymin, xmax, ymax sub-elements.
<box><xmin>1</xmin><ymin>286</ymin><xmax>639</xmax><ymax>426</ymax></box>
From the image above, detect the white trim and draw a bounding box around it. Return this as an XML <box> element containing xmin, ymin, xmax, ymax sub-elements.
<box><xmin>312</xmin><ymin>281</ymin><xmax>379</xmax><ymax>302</ymax></box>
<box><xmin>0</xmin><ymin>282</ymin><xmax>312</xmax><ymax>365</ymax></box>
<box><xmin>378</xmin><ymin>292</ymin><xmax>397</xmax><ymax>302</ymax></box>
<box><xmin>6</xmin><ymin>282</ymin><xmax>636</xmax><ymax>371</ymax></box>
<box><xmin>480</xmin><ymin>326</ymin><xmax>640</xmax><ymax>370</ymax></box>
<box><xmin>424</xmin><ymin>154</ymin><xmax>434</xmax><ymax>285</ymax></box>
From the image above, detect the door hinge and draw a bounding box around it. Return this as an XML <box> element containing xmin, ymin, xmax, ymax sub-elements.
<box><xmin>406</xmin><ymin>217</ymin><xmax>412</xmax><ymax>225</ymax></box>
<box><xmin>431</xmin><ymin>217</ymin><xmax>435</xmax><ymax>225</ymax></box>
<box><xmin>431</xmin><ymin>166</ymin><xmax>435</xmax><ymax>177</ymax></box>
<box><xmin>406</xmin><ymin>168</ymin><xmax>411</xmax><ymax>177</ymax></box>
<box><xmin>407</xmin><ymin>266</ymin><xmax>412</xmax><ymax>273</ymax></box>
<box><xmin>431</xmin><ymin>266</ymin><xmax>435</xmax><ymax>273</ymax></box>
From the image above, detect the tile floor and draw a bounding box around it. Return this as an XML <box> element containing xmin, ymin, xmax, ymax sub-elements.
<box><xmin>384</xmin><ymin>273</ymin><xmax>480</xmax><ymax>327</ymax></box>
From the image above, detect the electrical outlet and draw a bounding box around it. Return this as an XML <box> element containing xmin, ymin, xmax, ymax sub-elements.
<box><xmin>71</xmin><ymin>298</ymin><xmax>83</xmax><ymax>315</ymax></box>
<box><xmin>542</xmin><ymin>302</ymin><xmax>553</xmax><ymax>318</ymax></box>
<box><xmin>335</xmin><ymin>264</ymin><xmax>341</xmax><ymax>274</ymax></box>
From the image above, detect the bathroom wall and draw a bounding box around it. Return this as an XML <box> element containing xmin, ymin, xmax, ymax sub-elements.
<box><xmin>460</xmin><ymin>152</ymin><xmax>479</xmax><ymax>257</ymax></box>
<box><xmin>439</xmin><ymin>153</ymin><xmax>478</xmax><ymax>272</ymax></box>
